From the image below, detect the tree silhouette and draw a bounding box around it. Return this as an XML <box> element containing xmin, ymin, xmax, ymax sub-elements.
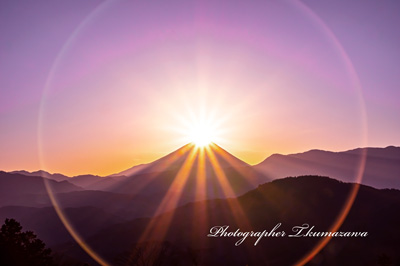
<box><xmin>0</xmin><ymin>218</ymin><xmax>54</xmax><ymax>266</ymax></box>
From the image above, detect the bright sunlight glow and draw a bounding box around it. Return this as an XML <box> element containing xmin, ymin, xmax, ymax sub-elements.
<box><xmin>188</xmin><ymin>123</ymin><xmax>215</xmax><ymax>147</ymax></box>
<box><xmin>172</xmin><ymin>101</ymin><xmax>225</xmax><ymax>148</ymax></box>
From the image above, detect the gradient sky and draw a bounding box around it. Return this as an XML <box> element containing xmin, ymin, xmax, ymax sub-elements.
<box><xmin>1</xmin><ymin>0</ymin><xmax>399</xmax><ymax>176</ymax></box>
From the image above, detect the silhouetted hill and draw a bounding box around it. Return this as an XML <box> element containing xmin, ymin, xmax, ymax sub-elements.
<box><xmin>0</xmin><ymin>189</ymin><xmax>176</xmax><ymax>221</ymax></box>
<box><xmin>0</xmin><ymin>206</ymin><xmax>124</xmax><ymax>247</ymax></box>
<box><xmin>71</xmin><ymin>176</ymin><xmax>400</xmax><ymax>266</ymax></box>
<box><xmin>67</xmin><ymin>174</ymin><xmax>108</xmax><ymax>188</ymax></box>
<box><xmin>0</xmin><ymin>171</ymin><xmax>165</xmax><ymax>219</ymax></box>
<box><xmin>255</xmin><ymin>146</ymin><xmax>400</xmax><ymax>189</ymax></box>
<box><xmin>11</xmin><ymin>170</ymin><xmax>69</xmax><ymax>182</ymax></box>
<box><xmin>12</xmin><ymin>170</ymin><xmax>110</xmax><ymax>190</ymax></box>
<box><xmin>108</xmin><ymin>164</ymin><xmax>148</xmax><ymax>178</ymax></box>
<box><xmin>0</xmin><ymin>172</ymin><xmax>83</xmax><ymax>207</ymax></box>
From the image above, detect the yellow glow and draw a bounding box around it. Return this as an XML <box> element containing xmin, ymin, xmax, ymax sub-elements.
<box><xmin>188</xmin><ymin>122</ymin><xmax>215</xmax><ymax>147</ymax></box>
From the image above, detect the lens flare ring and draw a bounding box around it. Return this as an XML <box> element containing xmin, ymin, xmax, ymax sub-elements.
<box><xmin>37</xmin><ymin>1</ymin><xmax>367</xmax><ymax>265</ymax></box>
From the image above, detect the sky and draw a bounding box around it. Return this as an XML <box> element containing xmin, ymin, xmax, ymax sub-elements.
<box><xmin>1</xmin><ymin>0</ymin><xmax>399</xmax><ymax>176</ymax></box>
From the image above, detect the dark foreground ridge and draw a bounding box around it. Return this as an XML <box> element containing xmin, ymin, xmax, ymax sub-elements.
<box><xmin>56</xmin><ymin>175</ymin><xmax>400</xmax><ymax>266</ymax></box>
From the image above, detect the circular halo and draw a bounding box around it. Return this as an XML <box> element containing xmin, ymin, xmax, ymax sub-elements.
<box><xmin>37</xmin><ymin>1</ymin><xmax>368</xmax><ymax>265</ymax></box>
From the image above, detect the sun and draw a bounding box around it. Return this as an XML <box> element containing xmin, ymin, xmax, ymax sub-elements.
<box><xmin>188</xmin><ymin>123</ymin><xmax>215</xmax><ymax>147</ymax></box>
<box><xmin>174</xmin><ymin>104</ymin><xmax>224</xmax><ymax>148</ymax></box>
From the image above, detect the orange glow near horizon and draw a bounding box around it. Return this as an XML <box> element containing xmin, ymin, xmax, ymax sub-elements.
<box><xmin>30</xmin><ymin>37</ymin><xmax>368</xmax><ymax>177</ymax></box>
<box><xmin>34</xmin><ymin>77</ymin><xmax>366</xmax><ymax>177</ymax></box>
<box><xmin>34</xmin><ymin>87</ymin><xmax>366</xmax><ymax>177</ymax></box>
<box><xmin>22</xmin><ymin>0</ymin><xmax>368</xmax><ymax>178</ymax></box>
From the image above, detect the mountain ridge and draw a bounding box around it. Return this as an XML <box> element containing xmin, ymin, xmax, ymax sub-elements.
<box><xmin>255</xmin><ymin>146</ymin><xmax>400</xmax><ymax>189</ymax></box>
<box><xmin>5</xmin><ymin>145</ymin><xmax>400</xmax><ymax>191</ymax></box>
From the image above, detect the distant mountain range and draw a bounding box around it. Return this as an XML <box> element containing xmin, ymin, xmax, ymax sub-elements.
<box><xmin>0</xmin><ymin>171</ymin><xmax>83</xmax><ymax>207</ymax></box>
<box><xmin>255</xmin><ymin>146</ymin><xmax>400</xmax><ymax>189</ymax></box>
<box><xmin>10</xmin><ymin>170</ymin><xmax>70</xmax><ymax>182</ymax></box>
<box><xmin>1</xmin><ymin>144</ymin><xmax>399</xmax><ymax>264</ymax></box>
<box><xmin>10</xmin><ymin>170</ymin><xmax>106</xmax><ymax>189</ymax></box>
<box><xmin>11</xmin><ymin>144</ymin><xmax>400</xmax><ymax>190</ymax></box>
<box><xmin>2</xmin><ymin>145</ymin><xmax>397</xmax><ymax>218</ymax></box>
<box><xmin>0</xmin><ymin>143</ymin><xmax>266</xmax><ymax>220</ymax></box>
<box><xmin>10</xmin><ymin>145</ymin><xmax>400</xmax><ymax>190</ymax></box>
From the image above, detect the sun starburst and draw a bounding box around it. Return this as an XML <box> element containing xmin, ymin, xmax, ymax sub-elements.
<box><xmin>188</xmin><ymin>122</ymin><xmax>215</xmax><ymax>147</ymax></box>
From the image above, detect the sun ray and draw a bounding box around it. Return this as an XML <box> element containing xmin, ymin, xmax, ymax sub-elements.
<box><xmin>191</xmin><ymin>146</ymin><xmax>209</xmax><ymax>247</ymax></box>
<box><xmin>115</xmin><ymin>144</ymin><xmax>193</xmax><ymax>196</ymax></box>
<box><xmin>205</xmin><ymin>146</ymin><xmax>252</xmax><ymax>230</ymax></box>
<box><xmin>138</xmin><ymin>146</ymin><xmax>198</xmax><ymax>243</ymax></box>
<box><xmin>195</xmin><ymin>147</ymin><xmax>207</xmax><ymax>202</ymax></box>
<box><xmin>205</xmin><ymin>146</ymin><xmax>274</xmax><ymax>263</ymax></box>
<box><xmin>210</xmin><ymin>143</ymin><xmax>259</xmax><ymax>185</ymax></box>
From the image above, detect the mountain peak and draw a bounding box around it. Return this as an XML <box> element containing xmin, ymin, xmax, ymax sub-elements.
<box><xmin>11</xmin><ymin>170</ymin><xmax>69</xmax><ymax>182</ymax></box>
<box><xmin>105</xmin><ymin>142</ymin><xmax>263</xmax><ymax>202</ymax></box>
<box><xmin>113</xmin><ymin>142</ymin><xmax>249</xmax><ymax>178</ymax></box>
<box><xmin>146</xmin><ymin>142</ymin><xmax>249</xmax><ymax>174</ymax></box>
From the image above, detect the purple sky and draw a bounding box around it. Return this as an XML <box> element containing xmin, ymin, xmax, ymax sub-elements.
<box><xmin>0</xmin><ymin>0</ymin><xmax>399</xmax><ymax>175</ymax></box>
